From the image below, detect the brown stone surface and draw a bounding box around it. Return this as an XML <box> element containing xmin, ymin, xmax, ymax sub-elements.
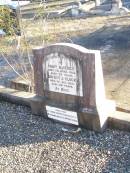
<box><xmin>33</xmin><ymin>43</ymin><xmax>103</xmax><ymax>108</ymax></box>
<box><xmin>32</xmin><ymin>43</ymin><xmax>116</xmax><ymax>132</ymax></box>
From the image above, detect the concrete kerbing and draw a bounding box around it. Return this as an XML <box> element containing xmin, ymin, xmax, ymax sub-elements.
<box><xmin>0</xmin><ymin>85</ymin><xmax>130</xmax><ymax>132</ymax></box>
<box><xmin>108</xmin><ymin>111</ymin><xmax>130</xmax><ymax>131</ymax></box>
<box><xmin>0</xmin><ymin>85</ymin><xmax>35</xmax><ymax>106</ymax></box>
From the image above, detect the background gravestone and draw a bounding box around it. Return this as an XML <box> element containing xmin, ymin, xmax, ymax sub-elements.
<box><xmin>30</xmin><ymin>43</ymin><xmax>115</xmax><ymax>132</ymax></box>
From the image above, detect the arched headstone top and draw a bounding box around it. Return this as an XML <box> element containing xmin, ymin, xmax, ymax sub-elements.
<box><xmin>31</xmin><ymin>43</ymin><xmax>115</xmax><ymax>132</ymax></box>
<box><xmin>33</xmin><ymin>43</ymin><xmax>100</xmax><ymax>106</ymax></box>
<box><xmin>33</xmin><ymin>43</ymin><xmax>100</xmax><ymax>59</ymax></box>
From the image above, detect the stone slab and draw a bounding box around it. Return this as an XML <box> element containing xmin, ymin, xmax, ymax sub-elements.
<box><xmin>0</xmin><ymin>85</ymin><xmax>130</xmax><ymax>132</ymax></box>
<box><xmin>108</xmin><ymin>111</ymin><xmax>130</xmax><ymax>131</ymax></box>
<box><xmin>0</xmin><ymin>85</ymin><xmax>35</xmax><ymax>106</ymax></box>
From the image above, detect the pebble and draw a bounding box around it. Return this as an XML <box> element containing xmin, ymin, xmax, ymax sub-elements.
<box><xmin>0</xmin><ymin>101</ymin><xmax>129</xmax><ymax>173</ymax></box>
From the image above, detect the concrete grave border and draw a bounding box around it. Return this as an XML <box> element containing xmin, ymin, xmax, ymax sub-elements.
<box><xmin>31</xmin><ymin>43</ymin><xmax>116</xmax><ymax>132</ymax></box>
<box><xmin>0</xmin><ymin>85</ymin><xmax>130</xmax><ymax>132</ymax></box>
<box><xmin>0</xmin><ymin>43</ymin><xmax>130</xmax><ymax>132</ymax></box>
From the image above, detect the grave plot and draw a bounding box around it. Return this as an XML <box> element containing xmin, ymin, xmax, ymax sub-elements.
<box><xmin>30</xmin><ymin>43</ymin><xmax>115</xmax><ymax>132</ymax></box>
<box><xmin>0</xmin><ymin>7</ymin><xmax>130</xmax><ymax>132</ymax></box>
<box><xmin>0</xmin><ymin>42</ymin><xmax>130</xmax><ymax>132</ymax></box>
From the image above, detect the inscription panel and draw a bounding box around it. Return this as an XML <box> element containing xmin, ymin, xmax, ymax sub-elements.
<box><xmin>43</xmin><ymin>53</ymin><xmax>83</xmax><ymax>96</ymax></box>
<box><xmin>46</xmin><ymin>105</ymin><xmax>79</xmax><ymax>125</ymax></box>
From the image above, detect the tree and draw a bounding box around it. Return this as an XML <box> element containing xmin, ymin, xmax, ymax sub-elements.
<box><xmin>0</xmin><ymin>6</ymin><xmax>20</xmax><ymax>35</ymax></box>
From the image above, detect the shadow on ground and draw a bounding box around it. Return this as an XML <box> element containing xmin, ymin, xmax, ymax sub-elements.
<box><xmin>71</xmin><ymin>24</ymin><xmax>130</xmax><ymax>110</ymax></box>
<box><xmin>71</xmin><ymin>24</ymin><xmax>130</xmax><ymax>77</ymax></box>
<box><xmin>0</xmin><ymin>101</ymin><xmax>129</xmax><ymax>172</ymax></box>
<box><xmin>0</xmin><ymin>22</ymin><xmax>130</xmax><ymax>172</ymax></box>
<box><xmin>72</xmin><ymin>24</ymin><xmax>130</xmax><ymax>51</ymax></box>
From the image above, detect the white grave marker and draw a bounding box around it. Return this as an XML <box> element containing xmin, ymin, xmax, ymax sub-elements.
<box><xmin>46</xmin><ymin>105</ymin><xmax>78</xmax><ymax>125</ymax></box>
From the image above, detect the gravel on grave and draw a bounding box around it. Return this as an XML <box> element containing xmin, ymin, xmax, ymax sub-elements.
<box><xmin>0</xmin><ymin>101</ymin><xmax>130</xmax><ymax>173</ymax></box>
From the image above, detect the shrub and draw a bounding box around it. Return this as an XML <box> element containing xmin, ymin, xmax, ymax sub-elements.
<box><xmin>0</xmin><ymin>6</ymin><xmax>20</xmax><ymax>35</ymax></box>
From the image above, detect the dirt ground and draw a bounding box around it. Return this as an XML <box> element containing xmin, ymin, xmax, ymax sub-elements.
<box><xmin>1</xmin><ymin>14</ymin><xmax>130</xmax><ymax>111</ymax></box>
<box><xmin>72</xmin><ymin>15</ymin><xmax>130</xmax><ymax>112</ymax></box>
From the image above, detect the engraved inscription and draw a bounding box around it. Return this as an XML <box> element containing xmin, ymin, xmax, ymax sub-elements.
<box><xmin>46</xmin><ymin>105</ymin><xmax>79</xmax><ymax>125</ymax></box>
<box><xmin>43</xmin><ymin>53</ymin><xmax>83</xmax><ymax>96</ymax></box>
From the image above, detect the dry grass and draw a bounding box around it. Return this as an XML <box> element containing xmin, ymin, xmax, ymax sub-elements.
<box><xmin>1</xmin><ymin>14</ymin><xmax>130</xmax><ymax>109</ymax></box>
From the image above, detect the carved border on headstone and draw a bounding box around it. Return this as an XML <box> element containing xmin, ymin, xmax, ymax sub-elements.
<box><xmin>33</xmin><ymin>43</ymin><xmax>97</xmax><ymax>109</ymax></box>
<box><xmin>32</xmin><ymin>43</ymin><xmax>116</xmax><ymax>132</ymax></box>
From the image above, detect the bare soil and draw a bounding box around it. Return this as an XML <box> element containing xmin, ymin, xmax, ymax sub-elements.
<box><xmin>72</xmin><ymin>15</ymin><xmax>130</xmax><ymax>111</ymax></box>
<box><xmin>1</xmin><ymin>14</ymin><xmax>130</xmax><ymax>111</ymax></box>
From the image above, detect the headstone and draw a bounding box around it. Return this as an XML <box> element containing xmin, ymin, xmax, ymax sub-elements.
<box><xmin>71</xmin><ymin>6</ymin><xmax>79</xmax><ymax>17</ymax></box>
<box><xmin>30</xmin><ymin>43</ymin><xmax>115</xmax><ymax>132</ymax></box>
<box><xmin>0</xmin><ymin>29</ymin><xmax>6</xmax><ymax>37</ymax></box>
<box><xmin>95</xmin><ymin>0</ymin><xmax>101</xmax><ymax>6</ymax></box>
<box><xmin>111</xmin><ymin>0</ymin><xmax>122</xmax><ymax>14</ymax></box>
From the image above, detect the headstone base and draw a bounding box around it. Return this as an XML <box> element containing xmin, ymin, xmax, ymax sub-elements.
<box><xmin>30</xmin><ymin>96</ymin><xmax>115</xmax><ymax>132</ymax></box>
